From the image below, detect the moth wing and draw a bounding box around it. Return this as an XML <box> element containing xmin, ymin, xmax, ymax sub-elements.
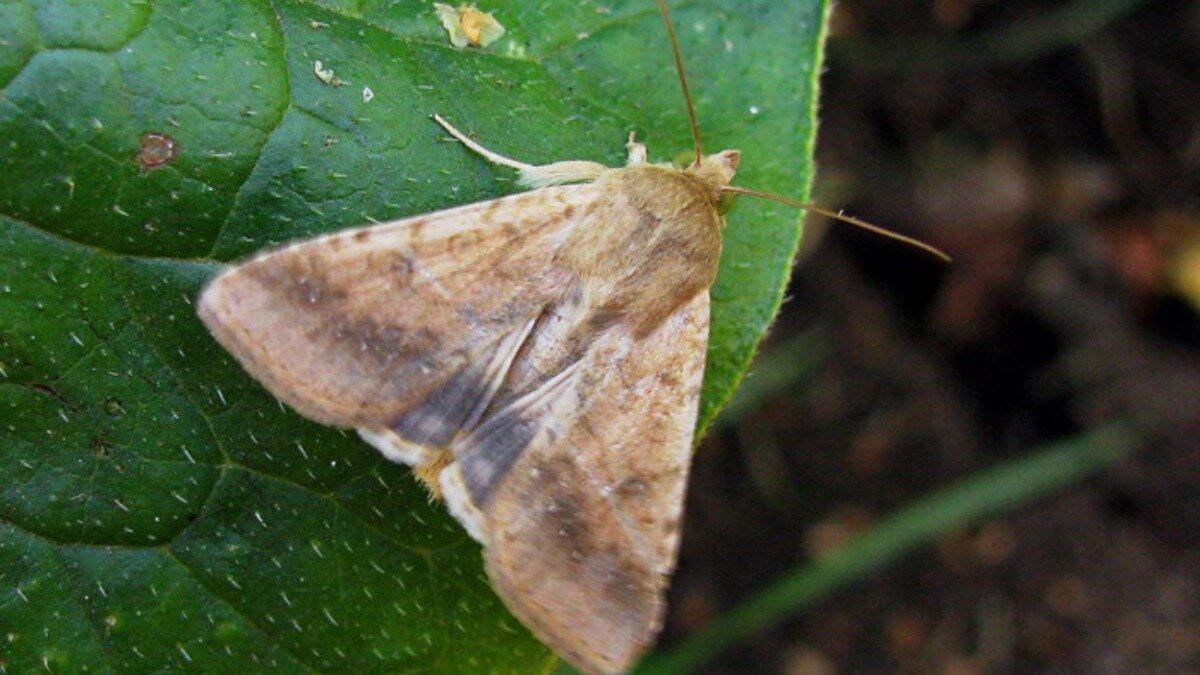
<box><xmin>451</xmin><ymin>290</ymin><xmax>709</xmax><ymax>674</ymax></box>
<box><xmin>198</xmin><ymin>185</ymin><xmax>598</xmax><ymax>428</ymax></box>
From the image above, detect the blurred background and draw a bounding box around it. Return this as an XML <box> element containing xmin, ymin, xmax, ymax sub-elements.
<box><xmin>661</xmin><ymin>0</ymin><xmax>1200</xmax><ymax>672</ymax></box>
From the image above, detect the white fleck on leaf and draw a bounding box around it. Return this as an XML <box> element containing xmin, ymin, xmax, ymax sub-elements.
<box><xmin>313</xmin><ymin>59</ymin><xmax>345</xmax><ymax>86</ymax></box>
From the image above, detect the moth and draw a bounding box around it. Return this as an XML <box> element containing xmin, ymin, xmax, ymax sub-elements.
<box><xmin>198</xmin><ymin>1</ymin><xmax>945</xmax><ymax>673</ymax></box>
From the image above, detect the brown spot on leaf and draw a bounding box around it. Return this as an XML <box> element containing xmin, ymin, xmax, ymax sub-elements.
<box><xmin>104</xmin><ymin>398</ymin><xmax>125</xmax><ymax>417</ymax></box>
<box><xmin>92</xmin><ymin>435</ymin><xmax>112</xmax><ymax>458</ymax></box>
<box><xmin>137</xmin><ymin>133</ymin><xmax>178</xmax><ymax>169</ymax></box>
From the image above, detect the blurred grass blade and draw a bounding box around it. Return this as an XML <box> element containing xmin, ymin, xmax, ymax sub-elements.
<box><xmin>637</xmin><ymin>424</ymin><xmax>1132</xmax><ymax>675</ymax></box>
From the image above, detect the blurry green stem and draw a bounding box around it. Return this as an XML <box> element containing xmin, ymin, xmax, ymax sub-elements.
<box><xmin>638</xmin><ymin>424</ymin><xmax>1132</xmax><ymax>675</ymax></box>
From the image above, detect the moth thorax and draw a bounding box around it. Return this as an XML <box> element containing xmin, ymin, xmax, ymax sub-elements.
<box><xmin>688</xmin><ymin>149</ymin><xmax>741</xmax><ymax>195</ymax></box>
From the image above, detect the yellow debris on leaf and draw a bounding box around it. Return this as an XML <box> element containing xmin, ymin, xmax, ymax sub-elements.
<box><xmin>434</xmin><ymin>3</ymin><xmax>505</xmax><ymax>48</ymax></box>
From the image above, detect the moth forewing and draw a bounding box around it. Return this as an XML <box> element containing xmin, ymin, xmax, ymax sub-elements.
<box><xmin>197</xmin><ymin>186</ymin><xmax>591</xmax><ymax>428</ymax></box>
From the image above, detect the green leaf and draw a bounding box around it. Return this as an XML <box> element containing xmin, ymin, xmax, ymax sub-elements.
<box><xmin>0</xmin><ymin>0</ymin><xmax>827</xmax><ymax>671</ymax></box>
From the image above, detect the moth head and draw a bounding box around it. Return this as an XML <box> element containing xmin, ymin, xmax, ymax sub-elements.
<box><xmin>688</xmin><ymin>149</ymin><xmax>741</xmax><ymax>195</ymax></box>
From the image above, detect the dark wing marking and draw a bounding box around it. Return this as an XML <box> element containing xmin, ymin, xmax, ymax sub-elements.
<box><xmin>391</xmin><ymin>317</ymin><xmax>537</xmax><ymax>447</ymax></box>
<box><xmin>453</xmin><ymin>360</ymin><xmax>582</xmax><ymax>505</ymax></box>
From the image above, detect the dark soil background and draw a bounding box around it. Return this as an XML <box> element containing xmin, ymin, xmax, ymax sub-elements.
<box><xmin>663</xmin><ymin>0</ymin><xmax>1200</xmax><ymax>672</ymax></box>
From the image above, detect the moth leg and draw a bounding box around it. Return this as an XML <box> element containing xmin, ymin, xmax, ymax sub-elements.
<box><xmin>358</xmin><ymin>427</ymin><xmax>454</xmax><ymax>498</ymax></box>
<box><xmin>626</xmin><ymin>131</ymin><xmax>648</xmax><ymax>165</ymax></box>
<box><xmin>412</xmin><ymin>450</ymin><xmax>454</xmax><ymax>499</ymax></box>
<box><xmin>358</xmin><ymin>424</ymin><xmax>459</xmax><ymax>502</ymax></box>
<box><xmin>432</xmin><ymin>113</ymin><xmax>608</xmax><ymax>189</ymax></box>
<box><xmin>433</xmin><ymin>113</ymin><xmax>534</xmax><ymax>172</ymax></box>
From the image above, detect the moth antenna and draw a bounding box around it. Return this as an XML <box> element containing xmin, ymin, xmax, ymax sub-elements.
<box><xmin>656</xmin><ymin>0</ymin><xmax>703</xmax><ymax>166</ymax></box>
<box><xmin>721</xmin><ymin>185</ymin><xmax>953</xmax><ymax>263</ymax></box>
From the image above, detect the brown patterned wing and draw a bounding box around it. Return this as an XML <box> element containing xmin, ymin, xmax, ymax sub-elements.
<box><xmin>454</xmin><ymin>290</ymin><xmax>710</xmax><ymax>674</ymax></box>
<box><xmin>198</xmin><ymin>185</ymin><xmax>599</xmax><ymax>428</ymax></box>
